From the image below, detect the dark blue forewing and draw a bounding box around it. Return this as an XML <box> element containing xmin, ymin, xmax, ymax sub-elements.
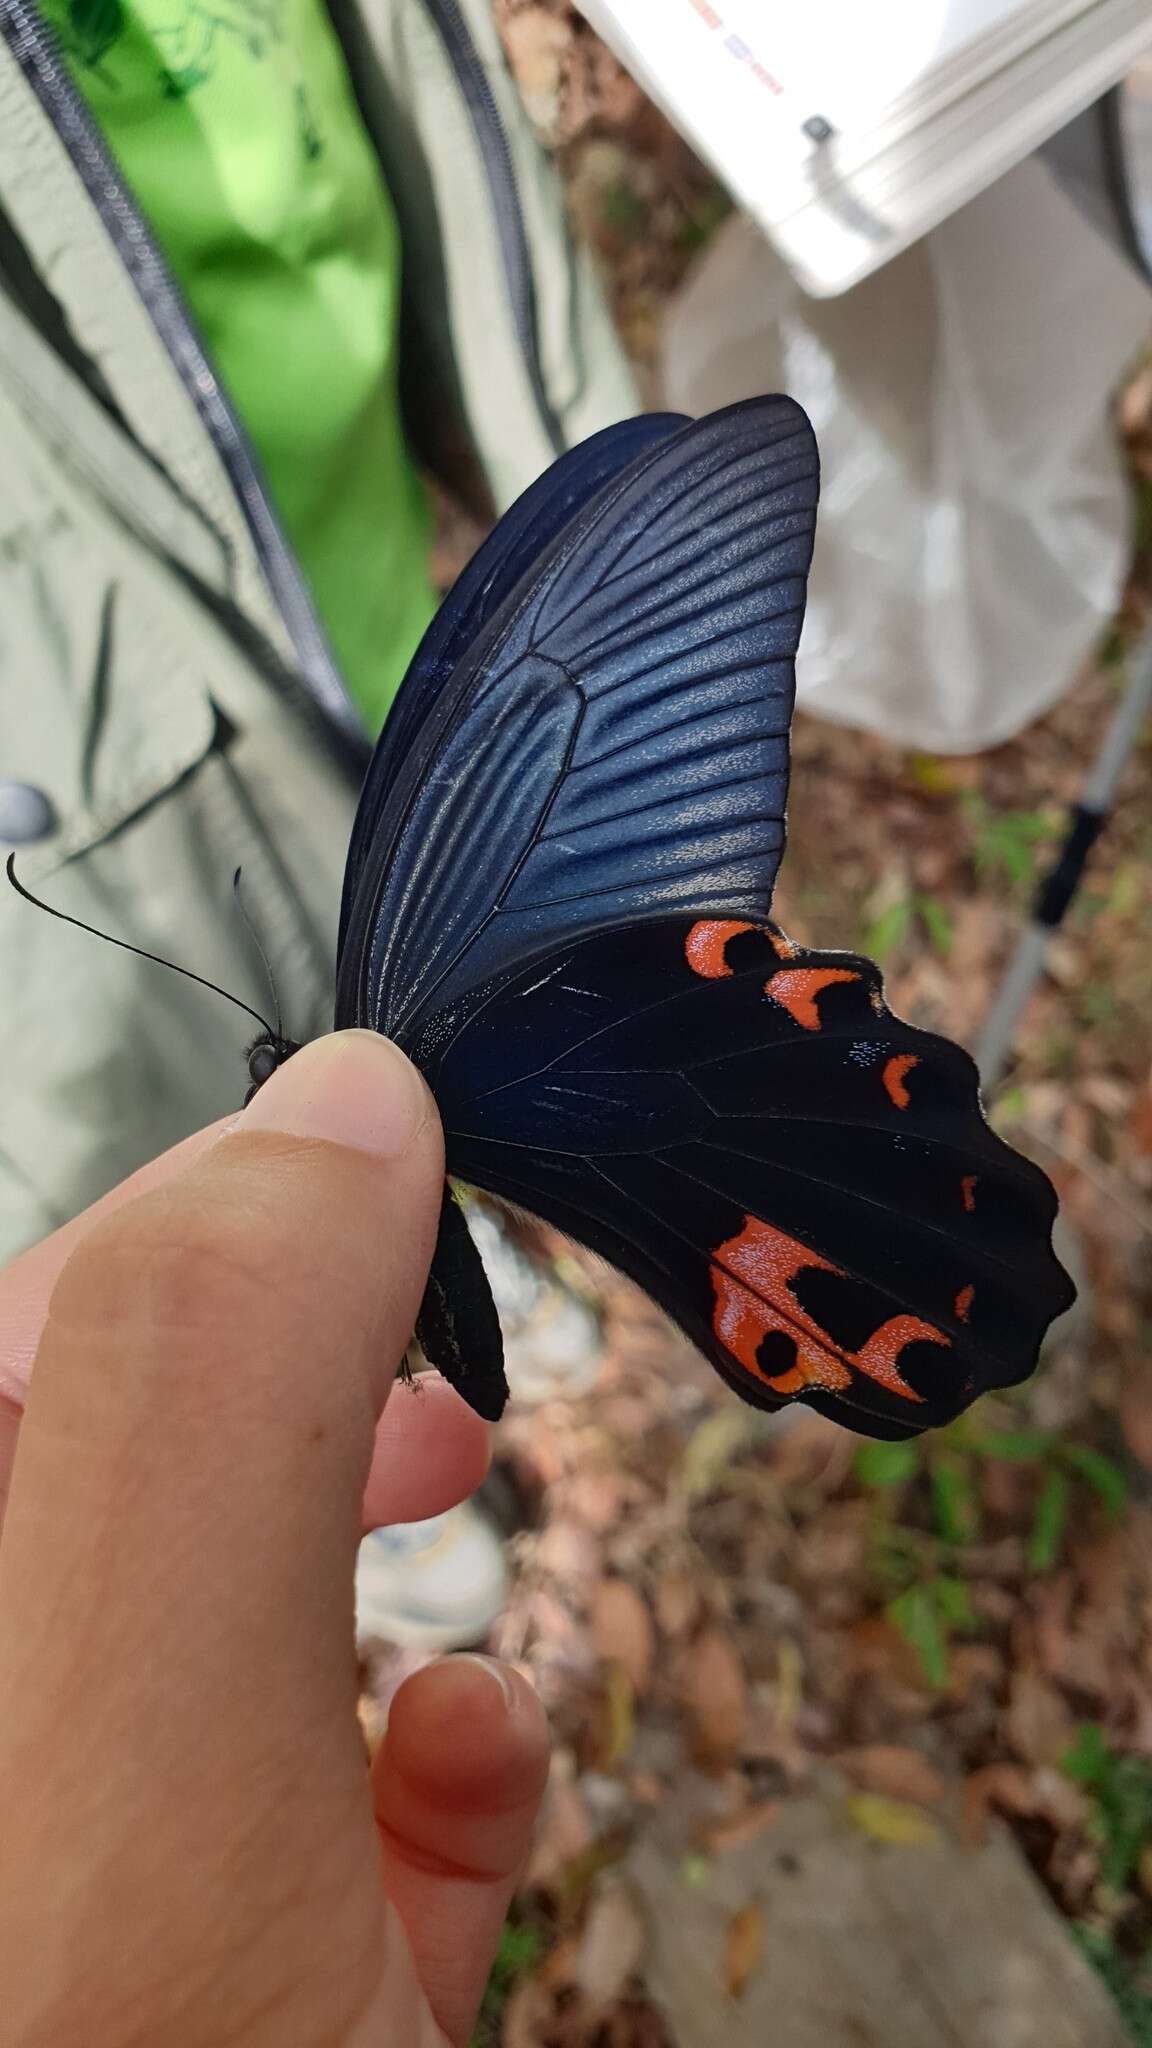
<box><xmin>337</xmin><ymin>413</ymin><xmax>688</xmax><ymax>956</ymax></box>
<box><xmin>337</xmin><ymin>397</ymin><xmax>819</xmax><ymax>1043</ymax></box>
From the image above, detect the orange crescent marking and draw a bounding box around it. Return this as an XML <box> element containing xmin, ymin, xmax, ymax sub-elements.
<box><xmin>685</xmin><ymin>920</ymin><xmax>796</xmax><ymax>979</ymax></box>
<box><xmin>954</xmin><ymin>1283</ymin><xmax>974</xmax><ymax>1324</ymax></box>
<box><xmin>960</xmin><ymin>1175</ymin><xmax>978</xmax><ymax>1213</ymax></box>
<box><xmin>684</xmin><ymin>919</ymin><xmax>756</xmax><ymax>979</ymax></box>
<box><xmin>882</xmin><ymin>1054</ymin><xmax>919</xmax><ymax>1109</ymax></box>
<box><xmin>764</xmin><ymin>967</ymin><xmax>858</xmax><ymax>1032</ymax></box>
<box><xmin>710</xmin><ymin>1217</ymin><xmax>943</xmax><ymax>1403</ymax></box>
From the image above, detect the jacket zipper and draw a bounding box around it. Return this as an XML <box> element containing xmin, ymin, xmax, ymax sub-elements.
<box><xmin>421</xmin><ymin>0</ymin><xmax>565</xmax><ymax>458</ymax></box>
<box><xmin>0</xmin><ymin>0</ymin><xmax>366</xmax><ymax>752</ymax></box>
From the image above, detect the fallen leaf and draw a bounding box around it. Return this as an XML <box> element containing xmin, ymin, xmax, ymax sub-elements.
<box><xmin>722</xmin><ymin>1901</ymin><xmax>764</xmax><ymax>1999</ymax></box>
<box><xmin>772</xmin><ymin>1638</ymin><xmax>804</xmax><ymax>1736</ymax></box>
<box><xmin>902</xmin><ymin>751</ymin><xmax>978</xmax><ymax>795</ymax></box>
<box><xmin>564</xmin><ymin>1471</ymin><xmax>629</xmax><ymax>1531</ymax></box>
<box><xmin>843</xmin><ymin>1614</ymin><xmax>930</xmax><ymax>1690</ymax></box>
<box><xmin>961</xmin><ymin>1763</ymin><xmax>1088</xmax><ymax>1847</ymax></box>
<box><xmin>538</xmin><ymin>1931</ymin><xmax>582</xmax><ymax>1989</ymax></box>
<box><xmin>602</xmin><ymin>1662</ymin><xmax>636</xmax><ymax>1769</ymax></box>
<box><xmin>685</xmin><ymin>1628</ymin><xmax>748</xmax><ymax>1770</ymax></box>
<box><xmin>502</xmin><ymin>1972</ymin><xmax>554</xmax><ymax>2048</ymax></box>
<box><xmin>1120</xmin><ymin>1358</ymin><xmax>1152</xmax><ymax>1470</ymax></box>
<box><xmin>592</xmin><ymin>1579</ymin><xmax>655</xmax><ymax>1695</ymax></box>
<box><xmin>846</xmin><ymin>1795</ymin><xmax>943</xmax><ymax>1847</ymax></box>
<box><xmin>680</xmin><ymin>1409</ymin><xmax>754</xmax><ymax>1499</ymax></box>
<box><xmin>573</xmin><ymin>1883</ymin><xmax>647</xmax><ymax>2010</ymax></box>
<box><xmin>500</xmin><ymin>8</ymin><xmax>570</xmax><ymax>134</ymax></box>
<box><xmin>1005</xmin><ymin>1670</ymin><xmax>1077</xmax><ymax>1767</ymax></box>
<box><xmin>536</xmin><ymin>1518</ymin><xmax>601</xmax><ymax>1584</ymax></box>
<box><xmin>836</xmin><ymin>1746</ymin><xmax>947</xmax><ymax>1807</ymax></box>
<box><xmin>654</xmin><ymin>1571</ymin><xmax>699</xmax><ymax>1640</ymax></box>
<box><xmin>526</xmin><ymin>1774</ymin><xmax>592</xmax><ymax>1889</ymax></box>
<box><xmin>1132</xmin><ymin>1078</ymin><xmax>1152</xmax><ymax>1157</ymax></box>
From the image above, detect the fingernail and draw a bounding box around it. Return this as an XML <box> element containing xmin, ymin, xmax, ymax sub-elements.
<box><xmin>448</xmin><ymin>1653</ymin><xmax>517</xmax><ymax>1714</ymax></box>
<box><xmin>241</xmin><ymin>1030</ymin><xmax>431</xmax><ymax>1159</ymax></box>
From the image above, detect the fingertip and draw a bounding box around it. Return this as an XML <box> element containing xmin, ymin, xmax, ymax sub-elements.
<box><xmin>372</xmin><ymin>1655</ymin><xmax>550</xmax><ymax>2041</ymax></box>
<box><xmin>240</xmin><ymin>1030</ymin><xmax>439</xmax><ymax>1165</ymax></box>
<box><xmin>380</xmin><ymin>1654</ymin><xmax>549</xmax><ymax>1820</ymax></box>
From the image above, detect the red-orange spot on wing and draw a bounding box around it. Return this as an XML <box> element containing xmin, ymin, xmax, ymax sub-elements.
<box><xmin>685</xmin><ymin>920</ymin><xmax>795</xmax><ymax>978</ymax></box>
<box><xmin>960</xmin><ymin>1175</ymin><xmax>978</xmax><ymax>1213</ymax></box>
<box><xmin>710</xmin><ymin>1217</ymin><xmax>944</xmax><ymax>1403</ymax></box>
<box><xmin>954</xmin><ymin>1283</ymin><xmax>974</xmax><ymax>1324</ymax></box>
<box><xmin>882</xmin><ymin>1053</ymin><xmax>919</xmax><ymax>1109</ymax></box>
<box><xmin>764</xmin><ymin>967</ymin><xmax>858</xmax><ymax>1032</ymax></box>
<box><xmin>685</xmin><ymin>919</ymin><xmax>756</xmax><ymax>979</ymax></box>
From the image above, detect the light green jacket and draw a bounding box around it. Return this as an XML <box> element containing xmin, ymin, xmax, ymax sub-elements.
<box><xmin>0</xmin><ymin>0</ymin><xmax>637</xmax><ymax>1256</ymax></box>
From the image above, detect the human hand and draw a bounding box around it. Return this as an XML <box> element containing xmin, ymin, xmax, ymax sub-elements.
<box><xmin>0</xmin><ymin>1031</ymin><xmax>550</xmax><ymax>2047</ymax></box>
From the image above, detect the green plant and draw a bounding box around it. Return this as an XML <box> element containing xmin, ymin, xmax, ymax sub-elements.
<box><xmin>1062</xmin><ymin>1725</ymin><xmax>1152</xmax><ymax>1894</ymax></box>
<box><xmin>961</xmin><ymin>792</ymin><xmax>1055</xmax><ymax>892</ymax></box>
<box><xmin>600</xmin><ymin>179</ymin><xmax>648</xmax><ymax>238</ymax></box>
<box><xmin>887</xmin><ymin>1577</ymin><xmax>976</xmax><ymax>1689</ymax></box>
<box><xmin>1072</xmin><ymin>1927</ymin><xmax>1152</xmax><ymax>2045</ymax></box>
<box><xmin>976</xmin><ymin>1430</ymin><xmax>1127</xmax><ymax>1572</ymax></box>
<box><xmin>861</xmin><ymin>892</ymin><xmax>953</xmax><ymax>963</ymax></box>
<box><xmin>852</xmin><ymin>1422</ymin><xmax>1129</xmax><ymax>1687</ymax></box>
<box><xmin>471</xmin><ymin>1917</ymin><xmax>547</xmax><ymax>2046</ymax></box>
<box><xmin>673</xmin><ymin>184</ymin><xmax>733</xmax><ymax>255</ymax></box>
<box><xmin>853</xmin><ymin>1434</ymin><xmax>980</xmax><ymax>1686</ymax></box>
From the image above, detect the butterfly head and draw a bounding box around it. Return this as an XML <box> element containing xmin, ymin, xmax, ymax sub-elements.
<box><xmin>244</xmin><ymin>1032</ymin><xmax>302</xmax><ymax>1105</ymax></box>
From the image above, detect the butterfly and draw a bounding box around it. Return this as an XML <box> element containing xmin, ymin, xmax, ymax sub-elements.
<box><xmin>249</xmin><ymin>396</ymin><xmax>1074</xmax><ymax>1439</ymax></box>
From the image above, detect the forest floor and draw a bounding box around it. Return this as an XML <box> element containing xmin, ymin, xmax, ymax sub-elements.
<box><xmin>414</xmin><ymin>8</ymin><xmax>1152</xmax><ymax>2040</ymax></box>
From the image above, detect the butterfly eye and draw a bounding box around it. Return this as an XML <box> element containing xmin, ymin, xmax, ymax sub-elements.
<box><xmin>247</xmin><ymin>1041</ymin><xmax>281</xmax><ymax>1089</ymax></box>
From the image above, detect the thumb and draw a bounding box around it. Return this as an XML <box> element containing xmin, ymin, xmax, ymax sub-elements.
<box><xmin>0</xmin><ymin>1032</ymin><xmax>447</xmax><ymax>2045</ymax></box>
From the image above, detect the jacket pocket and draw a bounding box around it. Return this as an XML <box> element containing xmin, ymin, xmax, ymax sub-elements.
<box><xmin>0</xmin><ymin>504</ymin><xmax>343</xmax><ymax>1257</ymax></box>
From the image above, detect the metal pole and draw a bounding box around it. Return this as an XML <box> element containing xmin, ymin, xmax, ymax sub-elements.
<box><xmin>975</xmin><ymin>631</ymin><xmax>1152</xmax><ymax>1092</ymax></box>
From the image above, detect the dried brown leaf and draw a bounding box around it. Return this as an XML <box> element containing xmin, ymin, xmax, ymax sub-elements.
<box><xmin>536</xmin><ymin>1518</ymin><xmax>601</xmax><ymax>1585</ymax></box>
<box><xmin>1005</xmin><ymin>1670</ymin><xmax>1077</xmax><ymax>1768</ymax></box>
<box><xmin>722</xmin><ymin>1900</ymin><xmax>764</xmax><ymax>2000</ymax></box>
<box><xmin>500</xmin><ymin>7</ymin><xmax>570</xmax><ymax>136</ymax></box>
<box><xmin>685</xmin><ymin>1628</ymin><xmax>748</xmax><ymax>1770</ymax></box>
<box><xmin>502</xmin><ymin>1972</ymin><xmax>554</xmax><ymax>2048</ymax></box>
<box><xmin>1120</xmin><ymin>1358</ymin><xmax>1152</xmax><ymax>1470</ymax></box>
<box><xmin>591</xmin><ymin>1579</ymin><xmax>655</xmax><ymax>1695</ymax></box>
<box><xmin>836</xmin><ymin>1745</ymin><xmax>947</xmax><ymax>1807</ymax></box>
<box><xmin>654</xmin><ymin>1571</ymin><xmax>699</xmax><ymax>1640</ymax></box>
<box><xmin>573</xmin><ymin>1883</ymin><xmax>647</xmax><ymax>2010</ymax></box>
<box><xmin>961</xmin><ymin>1763</ymin><xmax>1088</xmax><ymax>1848</ymax></box>
<box><xmin>526</xmin><ymin>1774</ymin><xmax>593</xmax><ymax>1890</ymax></box>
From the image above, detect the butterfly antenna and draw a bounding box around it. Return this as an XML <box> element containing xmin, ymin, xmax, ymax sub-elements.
<box><xmin>5</xmin><ymin>853</ymin><xmax>278</xmax><ymax>1037</ymax></box>
<box><xmin>231</xmin><ymin>867</ymin><xmax>283</xmax><ymax>1039</ymax></box>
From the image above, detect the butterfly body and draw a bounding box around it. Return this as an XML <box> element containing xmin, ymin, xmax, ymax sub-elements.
<box><xmin>320</xmin><ymin>397</ymin><xmax>1072</xmax><ymax>1434</ymax></box>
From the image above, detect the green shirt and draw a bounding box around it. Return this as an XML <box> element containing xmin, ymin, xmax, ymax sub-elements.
<box><xmin>51</xmin><ymin>0</ymin><xmax>436</xmax><ymax>730</ymax></box>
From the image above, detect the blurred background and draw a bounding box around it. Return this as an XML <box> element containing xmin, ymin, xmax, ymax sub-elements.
<box><xmin>4</xmin><ymin>0</ymin><xmax>1151</xmax><ymax>2035</ymax></box>
<box><xmin>357</xmin><ymin>8</ymin><xmax>1152</xmax><ymax>2045</ymax></box>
